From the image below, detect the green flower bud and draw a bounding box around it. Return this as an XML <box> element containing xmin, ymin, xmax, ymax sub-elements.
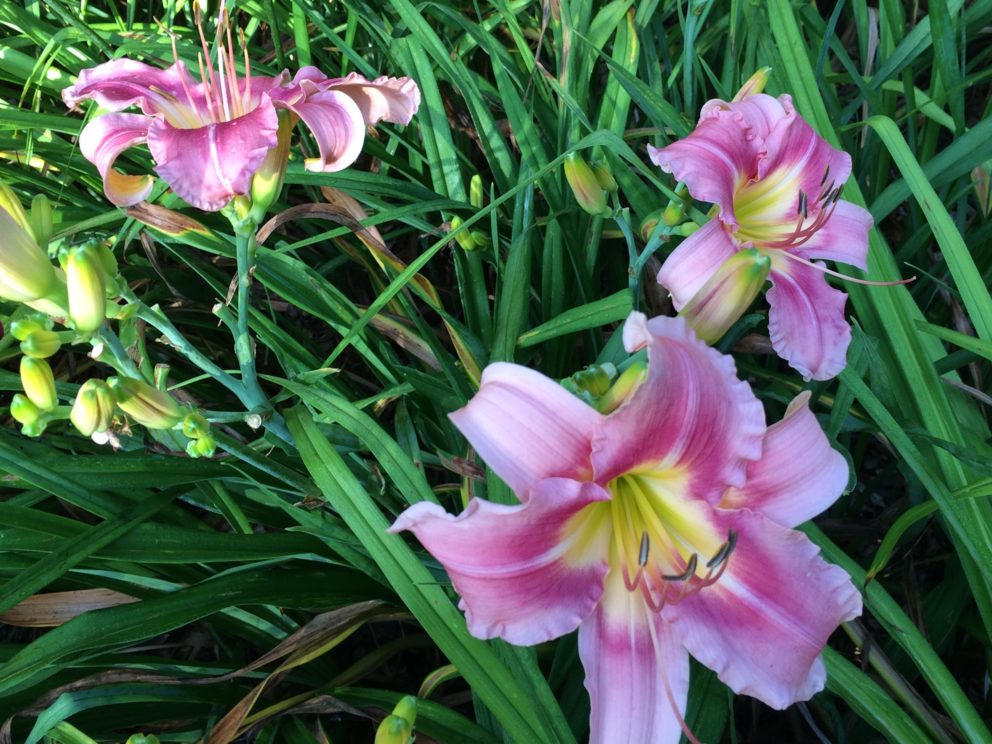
<box><xmin>70</xmin><ymin>379</ymin><xmax>116</xmax><ymax>436</ymax></box>
<box><xmin>181</xmin><ymin>411</ymin><xmax>211</xmax><ymax>439</ymax></box>
<box><xmin>449</xmin><ymin>216</ymin><xmax>479</xmax><ymax>252</ymax></box>
<box><xmin>597</xmin><ymin>361</ymin><xmax>647</xmax><ymax>414</ymax></box>
<box><xmin>662</xmin><ymin>201</ymin><xmax>684</xmax><ymax>227</ymax></box>
<box><xmin>639</xmin><ymin>209</ymin><xmax>663</xmax><ymax>242</ymax></box>
<box><xmin>676</xmin><ymin>221</ymin><xmax>700</xmax><ymax>237</ymax></box>
<box><xmin>20</xmin><ymin>357</ymin><xmax>58</xmax><ymax>411</ymax></box>
<box><xmin>249</xmin><ymin>112</ymin><xmax>294</xmax><ymax>223</ymax></box>
<box><xmin>20</xmin><ymin>329</ymin><xmax>61</xmax><ymax>358</ymax></box>
<box><xmin>733</xmin><ymin>67</ymin><xmax>772</xmax><ymax>101</ymax></box>
<box><xmin>186</xmin><ymin>434</ymin><xmax>216</xmax><ymax>458</ymax></box>
<box><xmin>591</xmin><ymin>160</ymin><xmax>618</xmax><ymax>192</ymax></box>
<box><xmin>10</xmin><ymin>393</ymin><xmax>41</xmax><ymax>426</ymax></box>
<box><xmin>21</xmin><ymin>419</ymin><xmax>47</xmax><ymax>438</ymax></box>
<box><xmin>469</xmin><ymin>174</ymin><xmax>485</xmax><ymax>208</ymax></box>
<box><xmin>10</xmin><ymin>317</ymin><xmax>47</xmax><ymax>341</ymax></box>
<box><xmin>126</xmin><ymin>735</ymin><xmax>160</xmax><ymax>744</ymax></box>
<box><xmin>375</xmin><ymin>715</ymin><xmax>413</xmax><ymax>744</ymax></box>
<box><xmin>564</xmin><ymin>152</ymin><xmax>609</xmax><ymax>217</ymax></box>
<box><xmin>391</xmin><ymin>695</ymin><xmax>418</xmax><ymax>726</ymax></box>
<box><xmin>0</xmin><ymin>206</ymin><xmax>56</xmax><ymax>303</ymax></box>
<box><xmin>29</xmin><ymin>194</ymin><xmax>53</xmax><ymax>249</ymax></box>
<box><xmin>108</xmin><ymin>376</ymin><xmax>183</xmax><ymax>430</ymax></box>
<box><xmin>66</xmin><ymin>244</ymin><xmax>107</xmax><ymax>332</ymax></box>
<box><xmin>0</xmin><ymin>182</ymin><xmax>31</xmax><ymax>234</ymax></box>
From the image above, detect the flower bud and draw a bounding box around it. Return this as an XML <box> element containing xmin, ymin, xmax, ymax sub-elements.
<box><xmin>108</xmin><ymin>376</ymin><xmax>182</xmax><ymax>430</ymax></box>
<box><xmin>29</xmin><ymin>194</ymin><xmax>53</xmax><ymax>249</ymax></box>
<box><xmin>449</xmin><ymin>216</ymin><xmax>479</xmax><ymax>252</ymax></box>
<box><xmin>597</xmin><ymin>361</ymin><xmax>647</xmax><ymax>414</ymax></box>
<box><xmin>10</xmin><ymin>317</ymin><xmax>47</xmax><ymax>341</ymax></box>
<box><xmin>66</xmin><ymin>244</ymin><xmax>107</xmax><ymax>332</ymax></box>
<box><xmin>126</xmin><ymin>735</ymin><xmax>160</xmax><ymax>744</ymax></box>
<box><xmin>20</xmin><ymin>356</ymin><xmax>58</xmax><ymax>411</ymax></box>
<box><xmin>375</xmin><ymin>696</ymin><xmax>417</xmax><ymax>744</ymax></box>
<box><xmin>662</xmin><ymin>201</ymin><xmax>684</xmax><ymax>227</ymax></box>
<box><xmin>591</xmin><ymin>160</ymin><xmax>618</xmax><ymax>192</ymax></box>
<box><xmin>181</xmin><ymin>411</ymin><xmax>211</xmax><ymax>439</ymax></box>
<box><xmin>564</xmin><ymin>153</ymin><xmax>609</xmax><ymax>216</ymax></box>
<box><xmin>733</xmin><ymin>67</ymin><xmax>772</xmax><ymax>101</ymax></box>
<box><xmin>186</xmin><ymin>434</ymin><xmax>217</xmax><ymax>458</ymax></box>
<box><xmin>70</xmin><ymin>379</ymin><xmax>116</xmax><ymax>436</ymax></box>
<box><xmin>20</xmin><ymin>329</ymin><xmax>61</xmax><ymax>358</ymax></box>
<box><xmin>10</xmin><ymin>393</ymin><xmax>41</xmax><ymax>426</ymax></box>
<box><xmin>676</xmin><ymin>221</ymin><xmax>700</xmax><ymax>237</ymax></box>
<box><xmin>639</xmin><ymin>209</ymin><xmax>663</xmax><ymax>242</ymax></box>
<box><xmin>0</xmin><ymin>206</ymin><xmax>56</xmax><ymax>303</ymax></box>
<box><xmin>249</xmin><ymin>112</ymin><xmax>294</xmax><ymax>223</ymax></box>
<box><xmin>679</xmin><ymin>248</ymin><xmax>771</xmax><ymax>344</ymax></box>
<box><xmin>469</xmin><ymin>174</ymin><xmax>485</xmax><ymax>208</ymax></box>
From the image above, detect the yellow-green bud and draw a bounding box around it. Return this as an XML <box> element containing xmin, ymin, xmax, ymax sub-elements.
<box><xmin>679</xmin><ymin>248</ymin><xmax>771</xmax><ymax>344</ymax></box>
<box><xmin>125</xmin><ymin>735</ymin><xmax>160</xmax><ymax>744</ymax></box>
<box><xmin>29</xmin><ymin>194</ymin><xmax>53</xmax><ymax>248</ymax></box>
<box><xmin>662</xmin><ymin>201</ymin><xmax>684</xmax><ymax>227</ymax></box>
<box><xmin>186</xmin><ymin>435</ymin><xmax>216</xmax><ymax>458</ymax></box>
<box><xmin>375</xmin><ymin>715</ymin><xmax>413</xmax><ymax>744</ymax></box>
<box><xmin>0</xmin><ymin>182</ymin><xmax>32</xmax><ymax>234</ymax></box>
<box><xmin>20</xmin><ymin>357</ymin><xmax>58</xmax><ymax>411</ymax></box>
<box><xmin>391</xmin><ymin>696</ymin><xmax>417</xmax><ymax>726</ymax></box>
<box><xmin>70</xmin><ymin>379</ymin><xmax>116</xmax><ymax>436</ymax></box>
<box><xmin>66</xmin><ymin>245</ymin><xmax>107</xmax><ymax>332</ymax></box>
<box><xmin>564</xmin><ymin>152</ymin><xmax>609</xmax><ymax>217</ymax></box>
<box><xmin>449</xmin><ymin>216</ymin><xmax>479</xmax><ymax>252</ymax></box>
<box><xmin>0</xmin><ymin>206</ymin><xmax>56</xmax><ymax>303</ymax></box>
<box><xmin>10</xmin><ymin>317</ymin><xmax>47</xmax><ymax>341</ymax></box>
<box><xmin>591</xmin><ymin>160</ymin><xmax>618</xmax><ymax>193</ymax></box>
<box><xmin>676</xmin><ymin>222</ymin><xmax>700</xmax><ymax>237</ymax></box>
<box><xmin>733</xmin><ymin>67</ymin><xmax>772</xmax><ymax>101</ymax></box>
<box><xmin>249</xmin><ymin>113</ymin><xmax>294</xmax><ymax>223</ymax></box>
<box><xmin>469</xmin><ymin>174</ymin><xmax>485</xmax><ymax>208</ymax></box>
<box><xmin>21</xmin><ymin>419</ymin><xmax>47</xmax><ymax>438</ymax></box>
<box><xmin>181</xmin><ymin>411</ymin><xmax>211</xmax><ymax>439</ymax></box>
<box><xmin>20</xmin><ymin>329</ymin><xmax>61</xmax><ymax>358</ymax></box>
<box><xmin>10</xmin><ymin>393</ymin><xmax>41</xmax><ymax>426</ymax></box>
<box><xmin>108</xmin><ymin>376</ymin><xmax>183</xmax><ymax>430</ymax></box>
<box><xmin>639</xmin><ymin>209</ymin><xmax>663</xmax><ymax>242</ymax></box>
<box><xmin>597</xmin><ymin>361</ymin><xmax>647</xmax><ymax>414</ymax></box>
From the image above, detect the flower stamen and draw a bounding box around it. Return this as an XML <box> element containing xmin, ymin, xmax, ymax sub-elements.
<box><xmin>775</xmin><ymin>248</ymin><xmax>916</xmax><ymax>287</ymax></box>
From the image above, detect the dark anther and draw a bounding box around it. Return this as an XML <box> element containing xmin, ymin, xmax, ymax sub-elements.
<box><xmin>663</xmin><ymin>553</ymin><xmax>698</xmax><ymax>581</ymax></box>
<box><xmin>638</xmin><ymin>531</ymin><xmax>650</xmax><ymax>567</ymax></box>
<box><xmin>798</xmin><ymin>191</ymin><xmax>808</xmax><ymax>219</ymax></box>
<box><xmin>706</xmin><ymin>530</ymin><xmax>739</xmax><ymax>569</ymax></box>
<box><xmin>820</xmin><ymin>166</ymin><xmax>831</xmax><ymax>186</ymax></box>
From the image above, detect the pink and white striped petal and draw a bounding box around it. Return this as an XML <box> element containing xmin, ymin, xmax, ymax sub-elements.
<box><xmin>579</xmin><ymin>572</ymin><xmax>690</xmax><ymax>744</ymax></box>
<box><xmin>449</xmin><ymin>362</ymin><xmax>602</xmax><ymax>497</ymax></box>
<box><xmin>648</xmin><ymin>105</ymin><xmax>762</xmax><ymax>228</ymax></box>
<box><xmin>63</xmin><ymin>59</ymin><xmax>204</xmax><ymax>127</ymax></box>
<box><xmin>147</xmin><ymin>98</ymin><xmax>279</xmax><ymax>211</ymax></box>
<box><xmin>664</xmin><ymin>508</ymin><xmax>862</xmax><ymax>710</ymax></box>
<box><xmin>389</xmin><ymin>478</ymin><xmax>610</xmax><ymax>646</ymax></box>
<box><xmin>78</xmin><ymin>113</ymin><xmax>154</xmax><ymax>206</ymax></box>
<box><xmin>721</xmin><ymin>392</ymin><xmax>849</xmax><ymax>527</ymax></box>
<box><xmin>276</xmin><ymin>84</ymin><xmax>368</xmax><ymax>172</ymax></box>
<box><xmin>796</xmin><ymin>199</ymin><xmax>872</xmax><ymax>270</ymax></box>
<box><xmin>324</xmin><ymin>72</ymin><xmax>422</xmax><ymax>125</ymax></box>
<box><xmin>758</xmin><ymin>111</ymin><xmax>852</xmax><ymax>216</ymax></box>
<box><xmin>766</xmin><ymin>259</ymin><xmax>852</xmax><ymax>381</ymax></box>
<box><xmin>656</xmin><ymin>218</ymin><xmax>740</xmax><ymax>310</ymax></box>
<box><xmin>592</xmin><ymin>315</ymin><xmax>765</xmax><ymax>501</ymax></box>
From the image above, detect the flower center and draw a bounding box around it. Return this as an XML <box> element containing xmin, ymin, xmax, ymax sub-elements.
<box><xmin>732</xmin><ymin>165</ymin><xmax>840</xmax><ymax>251</ymax></box>
<box><xmin>569</xmin><ymin>472</ymin><xmax>736</xmax><ymax>612</ymax></box>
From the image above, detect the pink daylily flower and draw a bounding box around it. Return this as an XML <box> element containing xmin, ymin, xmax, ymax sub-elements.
<box><xmin>62</xmin><ymin>16</ymin><xmax>419</xmax><ymax>212</ymax></box>
<box><xmin>648</xmin><ymin>93</ymin><xmax>873</xmax><ymax>380</ymax></box>
<box><xmin>391</xmin><ymin>313</ymin><xmax>861</xmax><ymax>743</ymax></box>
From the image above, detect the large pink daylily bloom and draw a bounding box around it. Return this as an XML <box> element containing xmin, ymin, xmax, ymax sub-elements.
<box><xmin>62</xmin><ymin>21</ymin><xmax>419</xmax><ymax>212</ymax></box>
<box><xmin>649</xmin><ymin>93</ymin><xmax>873</xmax><ymax>380</ymax></box>
<box><xmin>391</xmin><ymin>313</ymin><xmax>861</xmax><ymax>744</ymax></box>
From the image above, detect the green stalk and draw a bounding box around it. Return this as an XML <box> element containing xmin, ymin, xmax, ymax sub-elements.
<box><xmin>233</xmin><ymin>222</ymin><xmax>271</xmax><ymax>416</ymax></box>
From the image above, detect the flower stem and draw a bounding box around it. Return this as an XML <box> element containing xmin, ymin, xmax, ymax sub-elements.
<box><xmin>233</xmin><ymin>222</ymin><xmax>270</xmax><ymax>414</ymax></box>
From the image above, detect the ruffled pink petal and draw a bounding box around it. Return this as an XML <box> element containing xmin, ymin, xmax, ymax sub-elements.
<box><xmin>63</xmin><ymin>60</ymin><xmax>205</xmax><ymax>123</ymax></box>
<box><xmin>324</xmin><ymin>72</ymin><xmax>421</xmax><ymax>125</ymax></box>
<box><xmin>449</xmin><ymin>362</ymin><xmax>602</xmax><ymax>497</ymax></box>
<box><xmin>579</xmin><ymin>573</ymin><xmax>690</xmax><ymax>744</ymax></box>
<box><xmin>593</xmin><ymin>315</ymin><xmax>765</xmax><ymax>501</ymax></box>
<box><xmin>758</xmin><ymin>107</ymin><xmax>852</xmax><ymax>216</ymax></box>
<box><xmin>796</xmin><ymin>200</ymin><xmax>872</xmax><ymax>270</ymax></box>
<box><xmin>648</xmin><ymin>106</ymin><xmax>762</xmax><ymax>227</ymax></box>
<box><xmin>147</xmin><ymin>97</ymin><xmax>279</xmax><ymax>211</ymax></box>
<box><xmin>275</xmin><ymin>83</ymin><xmax>368</xmax><ymax>172</ymax></box>
<box><xmin>766</xmin><ymin>259</ymin><xmax>852</xmax><ymax>381</ymax></box>
<box><xmin>656</xmin><ymin>218</ymin><xmax>739</xmax><ymax>310</ymax></box>
<box><xmin>78</xmin><ymin>113</ymin><xmax>154</xmax><ymax>206</ymax></box>
<box><xmin>389</xmin><ymin>478</ymin><xmax>610</xmax><ymax>646</ymax></box>
<box><xmin>664</xmin><ymin>507</ymin><xmax>862</xmax><ymax>709</ymax></box>
<box><xmin>721</xmin><ymin>392</ymin><xmax>849</xmax><ymax>527</ymax></box>
<box><xmin>699</xmin><ymin>92</ymin><xmax>789</xmax><ymax>141</ymax></box>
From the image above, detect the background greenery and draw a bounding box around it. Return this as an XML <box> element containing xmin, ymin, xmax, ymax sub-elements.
<box><xmin>1</xmin><ymin>0</ymin><xmax>991</xmax><ymax>741</ymax></box>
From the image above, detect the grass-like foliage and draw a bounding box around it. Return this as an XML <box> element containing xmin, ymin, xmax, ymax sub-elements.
<box><xmin>1</xmin><ymin>0</ymin><xmax>991</xmax><ymax>741</ymax></box>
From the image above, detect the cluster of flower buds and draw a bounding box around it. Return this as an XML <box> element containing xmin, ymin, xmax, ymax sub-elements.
<box><xmin>448</xmin><ymin>174</ymin><xmax>491</xmax><ymax>252</ymax></box>
<box><xmin>560</xmin><ymin>360</ymin><xmax>648</xmax><ymax>414</ymax></box>
<box><xmin>374</xmin><ymin>695</ymin><xmax>417</xmax><ymax>744</ymax></box>
<box><xmin>181</xmin><ymin>410</ymin><xmax>217</xmax><ymax>459</ymax></box>
<box><xmin>564</xmin><ymin>152</ymin><xmax>616</xmax><ymax>217</ymax></box>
